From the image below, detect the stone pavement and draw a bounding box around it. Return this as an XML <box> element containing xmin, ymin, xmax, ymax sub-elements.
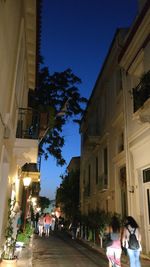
<box><xmin>16</xmin><ymin>237</ymin><xmax>33</xmax><ymax>267</ymax></box>
<box><xmin>16</xmin><ymin>233</ymin><xmax>150</xmax><ymax>267</ymax></box>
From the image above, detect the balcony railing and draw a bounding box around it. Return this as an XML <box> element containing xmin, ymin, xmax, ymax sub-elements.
<box><xmin>133</xmin><ymin>72</ymin><xmax>150</xmax><ymax>113</ymax></box>
<box><xmin>16</xmin><ymin>108</ymin><xmax>40</xmax><ymax>139</ymax></box>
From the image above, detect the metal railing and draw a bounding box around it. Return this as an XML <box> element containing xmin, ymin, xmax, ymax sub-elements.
<box><xmin>16</xmin><ymin>108</ymin><xmax>40</xmax><ymax>139</ymax></box>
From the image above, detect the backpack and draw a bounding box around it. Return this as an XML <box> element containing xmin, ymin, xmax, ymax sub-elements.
<box><xmin>127</xmin><ymin>227</ymin><xmax>140</xmax><ymax>250</ymax></box>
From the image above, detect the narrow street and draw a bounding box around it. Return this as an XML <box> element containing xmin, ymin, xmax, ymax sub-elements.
<box><xmin>32</xmin><ymin>231</ymin><xmax>108</xmax><ymax>267</ymax></box>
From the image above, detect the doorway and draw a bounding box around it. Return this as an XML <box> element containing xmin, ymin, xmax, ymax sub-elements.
<box><xmin>119</xmin><ymin>166</ymin><xmax>128</xmax><ymax>219</ymax></box>
<box><xmin>143</xmin><ymin>168</ymin><xmax>150</xmax><ymax>253</ymax></box>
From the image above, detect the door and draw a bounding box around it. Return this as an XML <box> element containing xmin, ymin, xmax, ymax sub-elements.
<box><xmin>143</xmin><ymin>168</ymin><xmax>150</xmax><ymax>253</ymax></box>
<box><xmin>119</xmin><ymin>166</ymin><xmax>128</xmax><ymax>219</ymax></box>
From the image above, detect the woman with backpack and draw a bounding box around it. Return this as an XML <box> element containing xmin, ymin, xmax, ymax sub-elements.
<box><xmin>122</xmin><ymin>216</ymin><xmax>142</xmax><ymax>267</ymax></box>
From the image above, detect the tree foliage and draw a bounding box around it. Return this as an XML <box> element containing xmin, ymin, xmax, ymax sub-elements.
<box><xmin>38</xmin><ymin>196</ymin><xmax>50</xmax><ymax>212</ymax></box>
<box><xmin>30</xmin><ymin>66</ymin><xmax>87</xmax><ymax>166</ymax></box>
<box><xmin>55</xmin><ymin>170</ymin><xmax>80</xmax><ymax>219</ymax></box>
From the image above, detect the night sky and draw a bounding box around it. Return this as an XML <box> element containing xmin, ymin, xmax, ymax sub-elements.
<box><xmin>40</xmin><ymin>0</ymin><xmax>138</xmax><ymax>200</ymax></box>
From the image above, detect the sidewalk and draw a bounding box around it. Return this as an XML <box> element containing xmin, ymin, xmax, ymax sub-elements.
<box><xmin>78</xmin><ymin>237</ymin><xmax>150</xmax><ymax>267</ymax></box>
<box><xmin>16</xmin><ymin>237</ymin><xmax>33</xmax><ymax>267</ymax></box>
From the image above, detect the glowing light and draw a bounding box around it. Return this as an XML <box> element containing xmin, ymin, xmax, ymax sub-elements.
<box><xmin>23</xmin><ymin>177</ymin><xmax>31</xmax><ymax>187</ymax></box>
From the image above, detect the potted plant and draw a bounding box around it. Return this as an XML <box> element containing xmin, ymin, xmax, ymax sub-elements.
<box><xmin>1</xmin><ymin>199</ymin><xmax>18</xmax><ymax>267</ymax></box>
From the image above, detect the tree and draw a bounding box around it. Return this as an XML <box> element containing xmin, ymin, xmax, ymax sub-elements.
<box><xmin>56</xmin><ymin>170</ymin><xmax>80</xmax><ymax>219</ymax></box>
<box><xmin>38</xmin><ymin>196</ymin><xmax>50</xmax><ymax>212</ymax></box>
<box><xmin>30</xmin><ymin>66</ymin><xmax>87</xmax><ymax>166</ymax></box>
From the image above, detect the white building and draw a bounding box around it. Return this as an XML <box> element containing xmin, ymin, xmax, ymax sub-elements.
<box><xmin>80</xmin><ymin>0</ymin><xmax>150</xmax><ymax>254</ymax></box>
<box><xmin>0</xmin><ymin>0</ymin><xmax>41</xmax><ymax>248</ymax></box>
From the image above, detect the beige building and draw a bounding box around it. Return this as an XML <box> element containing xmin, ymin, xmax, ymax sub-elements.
<box><xmin>80</xmin><ymin>0</ymin><xmax>150</xmax><ymax>253</ymax></box>
<box><xmin>0</xmin><ymin>0</ymin><xmax>40</xmax><ymax>247</ymax></box>
<box><xmin>80</xmin><ymin>27</ymin><xmax>127</xmax><ymax>215</ymax></box>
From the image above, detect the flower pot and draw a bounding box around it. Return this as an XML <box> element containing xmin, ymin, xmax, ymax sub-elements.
<box><xmin>1</xmin><ymin>258</ymin><xmax>17</xmax><ymax>267</ymax></box>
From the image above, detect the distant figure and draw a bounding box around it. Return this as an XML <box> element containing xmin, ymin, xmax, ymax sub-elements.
<box><xmin>51</xmin><ymin>216</ymin><xmax>56</xmax><ymax>231</ymax></box>
<box><xmin>76</xmin><ymin>222</ymin><xmax>80</xmax><ymax>238</ymax></box>
<box><xmin>44</xmin><ymin>213</ymin><xmax>52</xmax><ymax>237</ymax></box>
<box><xmin>35</xmin><ymin>212</ymin><xmax>40</xmax><ymax>233</ymax></box>
<box><xmin>122</xmin><ymin>216</ymin><xmax>141</xmax><ymax>267</ymax></box>
<box><xmin>31</xmin><ymin>209</ymin><xmax>35</xmax><ymax>228</ymax></box>
<box><xmin>106</xmin><ymin>216</ymin><xmax>122</xmax><ymax>267</ymax></box>
<box><xmin>17</xmin><ymin>210</ymin><xmax>22</xmax><ymax>233</ymax></box>
<box><xmin>70</xmin><ymin>218</ymin><xmax>78</xmax><ymax>240</ymax></box>
<box><xmin>38</xmin><ymin>214</ymin><xmax>44</xmax><ymax>237</ymax></box>
<box><xmin>58</xmin><ymin>216</ymin><xmax>64</xmax><ymax>231</ymax></box>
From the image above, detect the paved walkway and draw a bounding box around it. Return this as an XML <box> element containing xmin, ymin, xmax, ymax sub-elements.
<box><xmin>16</xmin><ymin>233</ymin><xmax>150</xmax><ymax>267</ymax></box>
<box><xmin>16</xmin><ymin>238</ymin><xmax>32</xmax><ymax>267</ymax></box>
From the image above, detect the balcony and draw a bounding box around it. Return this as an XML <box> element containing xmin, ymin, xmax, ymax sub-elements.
<box><xmin>82</xmin><ymin>131</ymin><xmax>100</xmax><ymax>148</ymax></box>
<box><xmin>14</xmin><ymin>108</ymin><xmax>40</xmax><ymax>166</ymax></box>
<box><xmin>16</xmin><ymin>108</ymin><xmax>40</xmax><ymax>139</ymax></box>
<box><xmin>133</xmin><ymin>71</ymin><xmax>150</xmax><ymax>123</ymax></box>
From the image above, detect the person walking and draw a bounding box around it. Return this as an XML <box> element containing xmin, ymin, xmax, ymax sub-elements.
<box><xmin>38</xmin><ymin>214</ymin><xmax>44</xmax><ymax>237</ymax></box>
<box><xmin>106</xmin><ymin>215</ymin><xmax>122</xmax><ymax>267</ymax></box>
<box><xmin>35</xmin><ymin>211</ymin><xmax>39</xmax><ymax>233</ymax></box>
<box><xmin>70</xmin><ymin>217</ymin><xmax>78</xmax><ymax>240</ymax></box>
<box><xmin>44</xmin><ymin>213</ymin><xmax>52</xmax><ymax>237</ymax></box>
<box><xmin>122</xmin><ymin>216</ymin><xmax>141</xmax><ymax>267</ymax></box>
<box><xmin>51</xmin><ymin>215</ymin><xmax>56</xmax><ymax>232</ymax></box>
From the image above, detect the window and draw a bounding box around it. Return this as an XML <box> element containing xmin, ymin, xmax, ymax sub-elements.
<box><xmin>143</xmin><ymin>168</ymin><xmax>150</xmax><ymax>183</ymax></box>
<box><xmin>104</xmin><ymin>147</ymin><xmax>108</xmax><ymax>176</ymax></box>
<box><xmin>88</xmin><ymin>164</ymin><xmax>91</xmax><ymax>196</ymax></box>
<box><xmin>118</xmin><ymin>132</ymin><xmax>124</xmax><ymax>153</ymax></box>
<box><xmin>96</xmin><ymin>157</ymin><xmax>98</xmax><ymax>184</ymax></box>
<box><xmin>103</xmin><ymin>147</ymin><xmax>108</xmax><ymax>187</ymax></box>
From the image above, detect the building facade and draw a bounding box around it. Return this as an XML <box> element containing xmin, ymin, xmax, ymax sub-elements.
<box><xmin>0</xmin><ymin>0</ymin><xmax>40</xmax><ymax>248</ymax></box>
<box><xmin>119</xmin><ymin>0</ymin><xmax>150</xmax><ymax>253</ymax></box>
<box><xmin>80</xmin><ymin>1</ymin><xmax>150</xmax><ymax>253</ymax></box>
<box><xmin>80</xmin><ymin>28</ymin><xmax>127</xmax><ymax>216</ymax></box>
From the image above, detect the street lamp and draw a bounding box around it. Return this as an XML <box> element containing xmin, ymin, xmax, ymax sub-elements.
<box><xmin>23</xmin><ymin>176</ymin><xmax>31</xmax><ymax>188</ymax></box>
<box><xmin>21</xmin><ymin>163</ymin><xmax>40</xmax><ymax>230</ymax></box>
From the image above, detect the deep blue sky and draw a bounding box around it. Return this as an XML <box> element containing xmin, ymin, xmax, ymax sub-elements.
<box><xmin>40</xmin><ymin>0</ymin><xmax>138</xmax><ymax>199</ymax></box>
